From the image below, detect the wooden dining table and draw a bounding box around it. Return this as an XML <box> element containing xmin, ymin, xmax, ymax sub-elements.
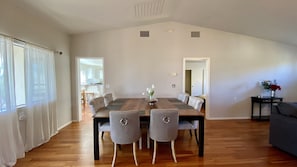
<box><xmin>93</xmin><ymin>98</ymin><xmax>205</xmax><ymax>160</ymax></box>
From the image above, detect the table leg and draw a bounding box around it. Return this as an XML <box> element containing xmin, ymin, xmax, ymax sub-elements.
<box><xmin>198</xmin><ymin>117</ymin><xmax>204</xmax><ymax>157</ymax></box>
<box><xmin>94</xmin><ymin>118</ymin><xmax>99</xmax><ymax>160</ymax></box>
<box><xmin>259</xmin><ymin>102</ymin><xmax>262</xmax><ymax>120</ymax></box>
<box><xmin>270</xmin><ymin>99</ymin><xmax>273</xmax><ymax>113</ymax></box>
<box><xmin>251</xmin><ymin>101</ymin><xmax>254</xmax><ymax>119</ymax></box>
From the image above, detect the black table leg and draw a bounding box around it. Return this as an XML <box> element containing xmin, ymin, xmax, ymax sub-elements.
<box><xmin>251</xmin><ymin>101</ymin><xmax>254</xmax><ymax>119</ymax></box>
<box><xmin>94</xmin><ymin>118</ymin><xmax>99</xmax><ymax>160</ymax></box>
<box><xmin>270</xmin><ymin>99</ymin><xmax>273</xmax><ymax>113</ymax></box>
<box><xmin>259</xmin><ymin>102</ymin><xmax>262</xmax><ymax>120</ymax></box>
<box><xmin>198</xmin><ymin>117</ymin><xmax>204</xmax><ymax>157</ymax></box>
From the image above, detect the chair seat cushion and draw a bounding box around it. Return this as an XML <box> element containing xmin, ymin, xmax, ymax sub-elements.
<box><xmin>99</xmin><ymin>122</ymin><xmax>110</xmax><ymax>131</ymax></box>
<box><xmin>178</xmin><ymin>121</ymin><xmax>195</xmax><ymax>130</ymax></box>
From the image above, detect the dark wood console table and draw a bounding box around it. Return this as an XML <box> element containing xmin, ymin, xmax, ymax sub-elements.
<box><xmin>251</xmin><ymin>96</ymin><xmax>283</xmax><ymax>120</ymax></box>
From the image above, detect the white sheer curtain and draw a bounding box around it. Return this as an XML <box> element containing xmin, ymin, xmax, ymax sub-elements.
<box><xmin>0</xmin><ymin>36</ymin><xmax>25</xmax><ymax>166</ymax></box>
<box><xmin>24</xmin><ymin>44</ymin><xmax>57</xmax><ymax>151</ymax></box>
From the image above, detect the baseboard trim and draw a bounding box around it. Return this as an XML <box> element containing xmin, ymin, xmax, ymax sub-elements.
<box><xmin>58</xmin><ymin>121</ymin><xmax>73</xmax><ymax>131</ymax></box>
<box><xmin>207</xmin><ymin>116</ymin><xmax>250</xmax><ymax>120</ymax></box>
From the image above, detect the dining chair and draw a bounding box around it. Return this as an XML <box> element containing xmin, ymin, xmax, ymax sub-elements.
<box><xmin>109</xmin><ymin>110</ymin><xmax>141</xmax><ymax>167</ymax></box>
<box><xmin>177</xmin><ymin>92</ymin><xmax>189</xmax><ymax>103</ymax></box>
<box><xmin>149</xmin><ymin>109</ymin><xmax>179</xmax><ymax>164</ymax></box>
<box><xmin>187</xmin><ymin>96</ymin><xmax>199</xmax><ymax>109</ymax></box>
<box><xmin>103</xmin><ymin>93</ymin><xmax>113</xmax><ymax>106</ymax></box>
<box><xmin>88</xmin><ymin>97</ymin><xmax>110</xmax><ymax>138</ymax></box>
<box><xmin>81</xmin><ymin>89</ymin><xmax>86</xmax><ymax>108</ymax></box>
<box><xmin>178</xmin><ymin>96</ymin><xmax>204</xmax><ymax>144</ymax></box>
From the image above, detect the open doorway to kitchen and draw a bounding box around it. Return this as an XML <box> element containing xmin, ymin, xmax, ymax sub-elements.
<box><xmin>77</xmin><ymin>58</ymin><xmax>104</xmax><ymax>121</ymax></box>
<box><xmin>183</xmin><ymin>57</ymin><xmax>210</xmax><ymax>119</ymax></box>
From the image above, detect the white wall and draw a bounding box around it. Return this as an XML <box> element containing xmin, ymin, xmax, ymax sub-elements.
<box><xmin>71</xmin><ymin>22</ymin><xmax>297</xmax><ymax>120</ymax></box>
<box><xmin>0</xmin><ymin>0</ymin><xmax>72</xmax><ymax>128</ymax></box>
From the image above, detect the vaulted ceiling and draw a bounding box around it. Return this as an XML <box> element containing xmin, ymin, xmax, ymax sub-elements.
<box><xmin>11</xmin><ymin>0</ymin><xmax>297</xmax><ymax>46</ymax></box>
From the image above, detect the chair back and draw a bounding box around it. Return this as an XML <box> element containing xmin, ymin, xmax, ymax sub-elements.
<box><xmin>104</xmin><ymin>93</ymin><xmax>113</xmax><ymax>106</ymax></box>
<box><xmin>149</xmin><ymin>109</ymin><xmax>179</xmax><ymax>142</ymax></box>
<box><xmin>196</xmin><ymin>97</ymin><xmax>204</xmax><ymax>111</ymax></box>
<box><xmin>109</xmin><ymin>110</ymin><xmax>141</xmax><ymax>144</ymax></box>
<box><xmin>188</xmin><ymin>96</ymin><xmax>204</xmax><ymax>111</ymax></box>
<box><xmin>88</xmin><ymin>97</ymin><xmax>105</xmax><ymax>116</ymax></box>
<box><xmin>177</xmin><ymin>93</ymin><xmax>189</xmax><ymax>103</ymax></box>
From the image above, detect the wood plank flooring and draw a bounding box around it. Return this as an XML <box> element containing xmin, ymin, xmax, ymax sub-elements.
<box><xmin>15</xmin><ymin>107</ymin><xmax>297</xmax><ymax>167</ymax></box>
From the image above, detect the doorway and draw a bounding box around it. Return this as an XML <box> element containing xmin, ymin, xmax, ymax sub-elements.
<box><xmin>183</xmin><ymin>58</ymin><xmax>210</xmax><ymax>119</ymax></box>
<box><xmin>185</xmin><ymin>70</ymin><xmax>192</xmax><ymax>95</ymax></box>
<box><xmin>77</xmin><ymin>57</ymin><xmax>104</xmax><ymax>121</ymax></box>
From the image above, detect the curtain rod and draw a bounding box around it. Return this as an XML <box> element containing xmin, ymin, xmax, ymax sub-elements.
<box><xmin>0</xmin><ymin>32</ymin><xmax>63</xmax><ymax>55</ymax></box>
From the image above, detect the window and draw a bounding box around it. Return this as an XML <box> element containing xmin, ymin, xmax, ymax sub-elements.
<box><xmin>13</xmin><ymin>43</ymin><xmax>26</xmax><ymax>107</ymax></box>
<box><xmin>0</xmin><ymin>36</ymin><xmax>56</xmax><ymax>114</ymax></box>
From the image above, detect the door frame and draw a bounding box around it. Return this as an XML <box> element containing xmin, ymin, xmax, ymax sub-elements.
<box><xmin>182</xmin><ymin>57</ymin><xmax>210</xmax><ymax>119</ymax></box>
<box><xmin>75</xmin><ymin>57</ymin><xmax>104</xmax><ymax>121</ymax></box>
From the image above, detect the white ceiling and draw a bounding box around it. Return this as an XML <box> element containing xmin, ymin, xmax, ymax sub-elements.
<box><xmin>12</xmin><ymin>0</ymin><xmax>297</xmax><ymax>46</ymax></box>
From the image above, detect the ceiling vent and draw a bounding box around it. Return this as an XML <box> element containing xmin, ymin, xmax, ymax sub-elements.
<box><xmin>134</xmin><ymin>0</ymin><xmax>166</xmax><ymax>18</ymax></box>
<box><xmin>140</xmin><ymin>31</ymin><xmax>150</xmax><ymax>37</ymax></box>
<box><xmin>191</xmin><ymin>31</ymin><xmax>200</xmax><ymax>38</ymax></box>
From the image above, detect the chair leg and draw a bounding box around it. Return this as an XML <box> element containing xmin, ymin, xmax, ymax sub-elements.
<box><xmin>194</xmin><ymin>128</ymin><xmax>199</xmax><ymax>145</ymax></box>
<box><xmin>139</xmin><ymin>137</ymin><xmax>142</xmax><ymax>150</ymax></box>
<box><xmin>101</xmin><ymin>131</ymin><xmax>104</xmax><ymax>138</ymax></box>
<box><xmin>152</xmin><ymin>140</ymin><xmax>157</xmax><ymax>164</ymax></box>
<box><xmin>147</xmin><ymin>131</ymin><xmax>150</xmax><ymax>149</ymax></box>
<box><xmin>112</xmin><ymin>142</ymin><xmax>117</xmax><ymax>167</ymax></box>
<box><xmin>118</xmin><ymin>144</ymin><xmax>122</xmax><ymax>150</ymax></box>
<box><xmin>189</xmin><ymin>129</ymin><xmax>192</xmax><ymax>136</ymax></box>
<box><xmin>171</xmin><ymin>140</ymin><xmax>177</xmax><ymax>163</ymax></box>
<box><xmin>133</xmin><ymin>142</ymin><xmax>138</xmax><ymax>166</ymax></box>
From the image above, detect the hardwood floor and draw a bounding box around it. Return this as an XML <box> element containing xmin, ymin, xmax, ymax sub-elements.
<box><xmin>15</xmin><ymin>107</ymin><xmax>297</xmax><ymax>167</ymax></box>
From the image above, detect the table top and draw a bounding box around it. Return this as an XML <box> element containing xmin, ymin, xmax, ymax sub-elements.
<box><xmin>93</xmin><ymin>98</ymin><xmax>204</xmax><ymax>118</ymax></box>
<box><xmin>251</xmin><ymin>96</ymin><xmax>283</xmax><ymax>100</ymax></box>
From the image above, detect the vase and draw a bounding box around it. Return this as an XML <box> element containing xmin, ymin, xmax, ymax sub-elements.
<box><xmin>271</xmin><ymin>90</ymin><xmax>275</xmax><ymax>97</ymax></box>
<box><xmin>261</xmin><ymin>89</ymin><xmax>270</xmax><ymax>97</ymax></box>
<box><xmin>148</xmin><ymin>95</ymin><xmax>153</xmax><ymax>101</ymax></box>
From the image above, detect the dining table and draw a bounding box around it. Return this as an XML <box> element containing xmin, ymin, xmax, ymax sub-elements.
<box><xmin>93</xmin><ymin>98</ymin><xmax>205</xmax><ymax>160</ymax></box>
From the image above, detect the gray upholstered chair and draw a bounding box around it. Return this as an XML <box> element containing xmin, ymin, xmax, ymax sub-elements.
<box><xmin>88</xmin><ymin>97</ymin><xmax>110</xmax><ymax>138</ymax></box>
<box><xmin>149</xmin><ymin>109</ymin><xmax>179</xmax><ymax>164</ymax></box>
<box><xmin>177</xmin><ymin>93</ymin><xmax>189</xmax><ymax>104</ymax></box>
<box><xmin>187</xmin><ymin>96</ymin><xmax>199</xmax><ymax>109</ymax></box>
<box><xmin>178</xmin><ymin>96</ymin><xmax>204</xmax><ymax>144</ymax></box>
<box><xmin>109</xmin><ymin>110</ymin><xmax>141</xmax><ymax>167</ymax></box>
<box><xmin>103</xmin><ymin>93</ymin><xmax>113</xmax><ymax>106</ymax></box>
